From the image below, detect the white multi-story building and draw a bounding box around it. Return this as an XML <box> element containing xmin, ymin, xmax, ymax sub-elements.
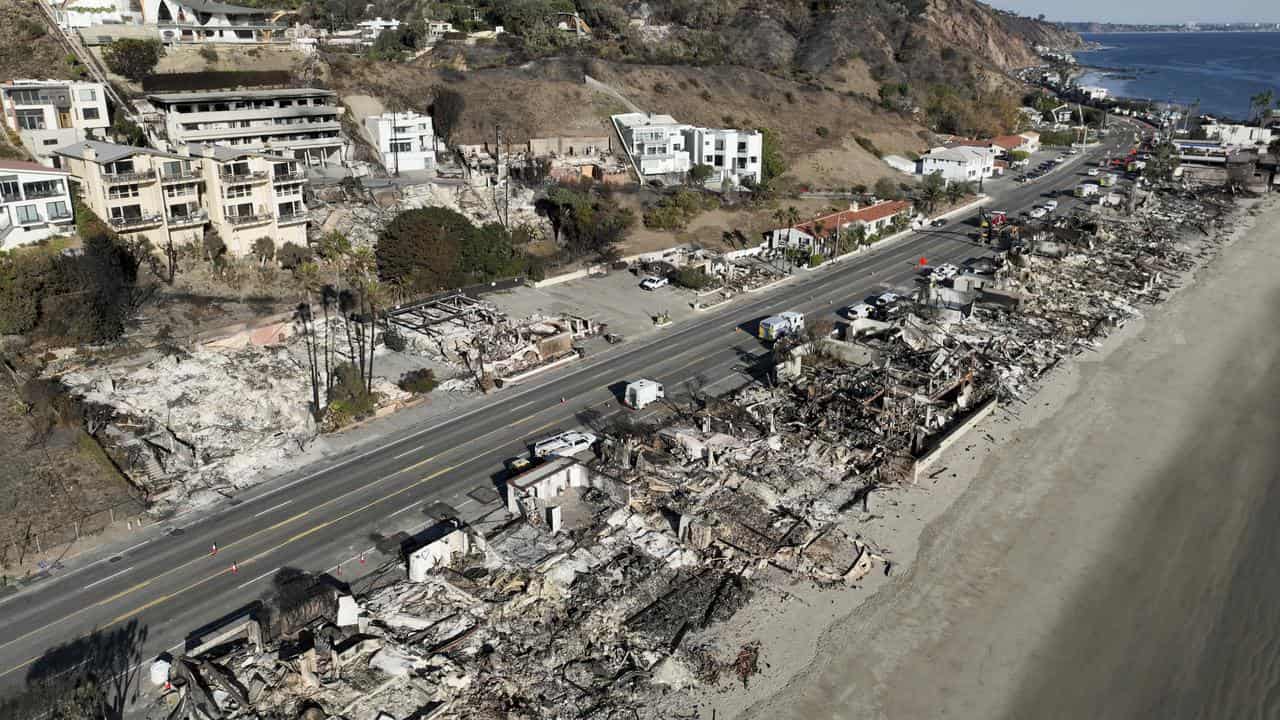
<box><xmin>146</xmin><ymin>0</ymin><xmax>287</xmax><ymax>44</ymax></box>
<box><xmin>55</xmin><ymin>140</ymin><xmax>308</xmax><ymax>257</ymax></box>
<box><xmin>612</xmin><ymin>112</ymin><xmax>693</xmax><ymax>179</ymax></box>
<box><xmin>0</xmin><ymin>160</ymin><xmax>75</xmax><ymax>250</ymax></box>
<box><xmin>357</xmin><ymin>17</ymin><xmax>400</xmax><ymax>42</ymax></box>
<box><xmin>146</xmin><ymin>88</ymin><xmax>346</xmax><ymax>167</ymax></box>
<box><xmin>684</xmin><ymin>127</ymin><xmax>763</xmax><ymax>186</ymax></box>
<box><xmin>1079</xmin><ymin>85</ymin><xmax>1110</xmax><ymax>101</ymax></box>
<box><xmin>920</xmin><ymin>146</ymin><xmax>995</xmax><ymax>184</ymax></box>
<box><xmin>364</xmin><ymin>111</ymin><xmax>435</xmax><ymax>173</ymax></box>
<box><xmin>1203</xmin><ymin>123</ymin><xmax>1273</xmax><ymax>147</ymax></box>
<box><xmin>0</xmin><ymin>80</ymin><xmax>110</xmax><ymax>167</ymax></box>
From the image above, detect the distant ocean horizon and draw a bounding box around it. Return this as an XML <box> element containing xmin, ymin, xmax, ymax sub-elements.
<box><xmin>1075</xmin><ymin>32</ymin><xmax>1280</xmax><ymax>120</ymax></box>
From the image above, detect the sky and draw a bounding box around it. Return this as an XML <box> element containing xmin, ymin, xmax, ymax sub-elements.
<box><xmin>985</xmin><ymin>0</ymin><xmax>1280</xmax><ymax>24</ymax></box>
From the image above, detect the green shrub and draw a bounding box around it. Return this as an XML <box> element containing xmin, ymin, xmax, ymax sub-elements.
<box><xmin>855</xmin><ymin>136</ymin><xmax>881</xmax><ymax>157</ymax></box>
<box><xmin>816</xmin><ymin>126</ymin><xmax>830</xmax><ymax>138</ymax></box>
<box><xmin>383</xmin><ymin>327</ymin><xmax>407</xmax><ymax>352</ymax></box>
<box><xmin>278</xmin><ymin>241</ymin><xmax>312</xmax><ymax>270</ymax></box>
<box><xmin>809</xmin><ymin>253</ymin><xmax>825</xmax><ymax>268</ymax></box>
<box><xmin>398</xmin><ymin>368</ymin><xmax>438</xmax><ymax>394</ymax></box>
<box><xmin>198</xmin><ymin>46</ymin><xmax>218</xmax><ymax>63</ymax></box>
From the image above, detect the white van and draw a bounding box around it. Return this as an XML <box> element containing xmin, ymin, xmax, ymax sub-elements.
<box><xmin>624</xmin><ymin>379</ymin><xmax>665</xmax><ymax>410</ymax></box>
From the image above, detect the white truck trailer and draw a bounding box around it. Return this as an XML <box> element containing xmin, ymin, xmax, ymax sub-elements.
<box><xmin>757</xmin><ymin>311</ymin><xmax>805</xmax><ymax>342</ymax></box>
<box><xmin>624</xmin><ymin>379</ymin><xmax>665</xmax><ymax>410</ymax></box>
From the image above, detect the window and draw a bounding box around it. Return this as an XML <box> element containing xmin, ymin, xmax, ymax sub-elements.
<box><xmin>15</xmin><ymin>109</ymin><xmax>45</xmax><ymax>130</ymax></box>
<box><xmin>164</xmin><ymin>184</ymin><xmax>194</xmax><ymax>198</ymax></box>
<box><xmin>225</xmin><ymin>185</ymin><xmax>251</xmax><ymax>198</ymax></box>
<box><xmin>749</xmin><ymin>156</ymin><xmax>758</xmax><ymax>164</ymax></box>
<box><xmin>0</xmin><ymin>179</ymin><xmax>17</xmax><ymax>200</ymax></box>
<box><xmin>109</xmin><ymin>205</ymin><xmax>142</xmax><ymax>220</ymax></box>
<box><xmin>79</xmin><ymin>88</ymin><xmax>96</xmax><ymax>102</ymax></box>
<box><xmin>108</xmin><ymin>184</ymin><xmax>139</xmax><ymax>199</ymax></box>
<box><xmin>9</xmin><ymin>89</ymin><xmax>43</xmax><ymax>105</ymax></box>
<box><xmin>42</xmin><ymin>138</ymin><xmax>58</xmax><ymax>146</ymax></box>
<box><xmin>15</xmin><ymin>205</ymin><xmax>39</xmax><ymax>224</ymax></box>
<box><xmin>46</xmin><ymin>200</ymin><xmax>69</xmax><ymax>219</ymax></box>
<box><xmin>82</xmin><ymin>107</ymin><xmax>100</xmax><ymax>121</ymax></box>
<box><xmin>390</xmin><ymin>141</ymin><xmax>412</xmax><ymax>153</ymax></box>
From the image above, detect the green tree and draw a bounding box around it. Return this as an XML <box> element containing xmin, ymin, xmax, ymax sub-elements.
<box><xmin>759</xmin><ymin>127</ymin><xmax>785</xmax><ymax>184</ymax></box>
<box><xmin>102</xmin><ymin>39</ymin><xmax>162</xmax><ymax>81</ymax></box>
<box><xmin>110</xmin><ymin>111</ymin><xmax>146</xmax><ymax>146</ymax></box>
<box><xmin>1269</xmin><ymin>137</ymin><xmax>1280</xmax><ymax>157</ymax></box>
<box><xmin>376</xmin><ymin>206</ymin><xmax>469</xmax><ymax>290</ymax></box>
<box><xmin>202</xmin><ymin>229</ymin><xmax>226</xmax><ymax>263</ymax></box>
<box><xmin>918</xmin><ymin>171</ymin><xmax>944</xmax><ymax>212</ymax></box>
<box><xmin>540</xmin><ymin>180</ymin><xmax>634</xmax><ymax>261</ymax></box>
<box><xmin>253</xmin><ymin>236</ymin><xmax>275</xmax><ymax>267</ymax></box>
<box><xmin>688</xmin><ymin>164</ymin><xmax>714</xmax><ymax>185</ymax></box>
<box><xmin>1249</xmin><ymin>90</ymin><xmax>1275</xmax><ymax>127</ymax></box>
<box><xmin>875</xmin><ymin>176</ymin><xmax>902</xmax><ymax>200</ymax></box>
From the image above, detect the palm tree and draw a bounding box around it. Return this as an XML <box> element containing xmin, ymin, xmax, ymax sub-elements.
<box><xmin>812</xmin><ymin>220</ymin><xmax>827</xmax><ymax>261</ymax></box>
<box><xmin>1250</xmin><ymin>90</ymin><xmax>1274</xmax><ymax>127</ymax></box>
<box><xmin>295</xmin><ymin>262</ymin><xmax>324</xmax><ymax>418</ymax></box>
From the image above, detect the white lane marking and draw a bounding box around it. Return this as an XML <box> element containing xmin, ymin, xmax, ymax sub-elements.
<box><xmin>393</xmin><ymin>444</ymin><xmax>425</xmax><ymax>460</ymax></box>
<box><xmin>119</xmin><ymin>539</ymin><xmax>151</xmax><ymax>555</ymax></box>
<box><xmin>85</xmin><ymin>566</ymin><xmax>133</xmax><ymax>590</ymax></box>
<box><xmin>389</xmin><ymin>504</ymin><xmax>418</xmax><ymax>518</ymax></box>
<box><xmin>457</xmin><ymin>498</ymin><xmax>475</xmax><ymax>508</ymax></box>
<box><xmin>236</xmin><ymin>567</ymin><xmax>277</xmax><ymax>591</ymax></box>
<box><xmin>253</xmin><ymin>499</ymin><xmax>293</xmax><ymax>518</ymax></box>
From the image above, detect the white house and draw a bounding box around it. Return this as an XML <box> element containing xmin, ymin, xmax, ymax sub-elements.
<box><xmin>357</xmin><ymin>17</ymin><xmax>400</xmax><ymax>42</ymax></box>
<box><xmin>684</xmin><ymin>127</ymin><xmax>762</xmax><ymax>187</ymax></box>
<box><xmin>53</xmin><ymin>0</ymin><xmax>127</xmax><ymax>29</ymax></box>
<box><xmin>1079</xmin><ymin>86</ymin><xmax>1110</xmax><ymax>101</ymax></box>
<box><xmin>0</xmin><ymin>80</ymin><xmax>110</xmax><ymax>167</ymax></box>
<box><xmin>145</xmin><ymin>0</ymin><xmax>286</xmax><ymax>44</ymax></box>
<box><xmin>0</xmin><ymin>159</ymin><xmax>75</xmax><ymax>250</ymax></box>
<box><xmin>364</xmin><ymin>110</ymin><xmax>436</xmax><ymax>173</ymax></box>
<box><xmin>1202</xmin><ymin>123</ymin><xmax>1272</xmax><ymax>147</ymax></box>
<box><xmin>920</xmin><ymin>146</ymin><xmax>994</xmax><ymax>183</ymax></box>
<box><xmin>1050</xmin><ymin>104</ymin><xmax>1075</xmax><ymax>124</ymax></box>
<box><xmin>612</xmin><ymin>112</ymin><xmax>693</xmax><ymax>179</ymax></box>
<box><xmin>1018</xmin><ymin>131</ymin><xmax>1041</xmax><ymax>154</ymax></box>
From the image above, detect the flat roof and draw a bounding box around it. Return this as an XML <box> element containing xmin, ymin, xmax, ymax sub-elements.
<box><xmin>0</xmin><ymin>159</ymin><xmax>69</xmax><ymax>175</ymax></box>
<box><xmin>508</xmin><ymin>456</ymin><xmax>579</xmax><ymax>492</ymax></box>
<box><xmin>147</xmin><ymin>87</ymin><xmax>336</xmax><ymax>104</ymax></box>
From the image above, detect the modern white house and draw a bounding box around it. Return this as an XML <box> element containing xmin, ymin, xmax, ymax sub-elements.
<box><xmin>1079</xmin><ymin>86</ymin><xmax>1110</xmax><ymax>101</ymax></box>
<box><xmin>146</xmin><ymin>88</ymin><xmax>346</xmax><ymax>166</ymax></box>
<box><xmin>920</xmin><ymin>146</ymin><xmax>994</xmax><ymax>183</ymax></box>
<box><xmin>0</xmin><ymin>159</ymin><xmax>75</xmax><ymax>250</ymax></box>
<box><xmin>612</xmin><ymin>112</ymin><xmax>693</xmax><ymax>180</ymax></box>
<box><xmin>364</xmin><ymin>110</ymin><xmax>436</xmax><ymax>173</ymax></box>
<box><xmin>357</xmin><ymin>17</ymin><xmax>400</xmax><ymax>42</ymax></box>
<box><xmin>684</xmin><ymin>127</ymin><xmax>763</xmax><ymax>187</ymax></box>
<box><xmin>0</xmin><ymin>80</ymin><xmax>110</xmax><ymax>167</ymax></box>
<box><xmin>145</xmin><ymin>0</ymin><xmax>289</xmax><ymax>44</ymax></box>
<box><xmin>52</xmin><ymin>0</ymin><xmax>128</xmax><ymax>29</ymax></box>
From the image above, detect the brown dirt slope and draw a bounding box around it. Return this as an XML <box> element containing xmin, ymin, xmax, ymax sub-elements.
<box><xmin>0</xmin><ymin>0</ymin><xmax>81</xmax><ymax>82</ymax></box>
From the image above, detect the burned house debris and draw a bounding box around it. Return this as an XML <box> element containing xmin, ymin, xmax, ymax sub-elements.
<box><xmin>141</xmin><ymin>175</ymin><xmax>1243</xmax><ymax>720</ymax></box>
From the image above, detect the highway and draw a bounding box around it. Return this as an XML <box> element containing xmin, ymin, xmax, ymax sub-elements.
<box><xmin>0</xmin><ymin>127</ymin><xmax>1132</xmax><ymax>707</ymax></box>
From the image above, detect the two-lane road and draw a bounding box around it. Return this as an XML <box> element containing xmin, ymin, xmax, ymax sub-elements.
<box><xmin>0</xmin><ymin>129</ymin><xmax>1132</xmax><ymax>706</ymax></box>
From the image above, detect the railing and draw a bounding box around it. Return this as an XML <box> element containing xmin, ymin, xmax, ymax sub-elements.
<box><xmin>224</xmin><ymin>212</ymin><xmax>271</xmax><ymax>226</ymax></box>
<box><xmin>48</xmin><ymin>211</ymin><xmax>73</xmax><ymax>221</ymax></box>
<box><xmin>102</xmin><ymin>170</ymin><xmax>156</xmax><ymax>184</ymax></box>
<box><xmin>167</xmin><ymin>209</ymin><xmax>207</xmax><ymax>226</ymax></box>
<box><xmin>160</xmin><ymin>170</ymin><xmax>200</xmax><ymax>183</ymax></box>
<box><xmin>1</xmin><ymin>192</ymin><xmax>20</xmax><ymax>203</ymax></box>
<box><xmin>271</xmin><ymin>171</ymin><xmax>306</xmax><ymax>183</ymax></box>
<box><xmin>276</xmin><ymin>211</ymin><xmax>308</xmax><ymax>225</ymax></box>
<box><xmin>108</xmin><ymin>213</ymin><xmax>163</xmax><ymax>230</ymax></box>
<box><xmin>22</xmin><ymin>187</ymin><xmax>65</xmax><ymax>200</ymax></box>
<box><xmin>219</xmin><ymin>170</ymin><xmax>268</xmax><ymax>184</ymax></box>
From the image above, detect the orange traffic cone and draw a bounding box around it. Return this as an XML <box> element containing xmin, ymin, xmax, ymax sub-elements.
<box><xmin>210</xmin><ymin>543</ymin><xmax>218</xmax><ymax>556</ymax></box>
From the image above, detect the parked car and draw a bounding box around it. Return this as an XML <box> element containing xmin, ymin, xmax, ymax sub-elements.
<box><xmin>872</xmin><ymin>302</ymin><xmax>907</xmax><ymax>322</ymax></box>
<box><xmin>532</xmin><ymin>430</ymin><xmax>599</xmax><ymax>458</ymax></box>
<box><xmin>1087</xmin><ymin>168</ymin><xmax>1100</xmax><ymax>176</ymax></box>
<box><xmin>1042</xmin><ymin>200</ymin><xmax>1059</xmax><ymax>212</ymax></box>
<box><xmin>505</xmin><ymin>456</ymin><xmax>537</xmax><ymax>476</ymax></box>
<box><xmin>639</xmin><ymin>276</ymin><xmax>668</xmax><ymax>291</ymax></box>
<box><xmin>1028</xmin><ymin>207</ymin><xmax>1048</xmax><ymax>219</ymax></box>
<box><xmin>932</xmin><ymin>263</ymin><xmax>960</xmax><ymax>280</ymax></box>
<box><xmin>845</xmin><ymin>302</ymin><xmax>875</xmax><ymax>319</ymax></box>
<box><xmin>930</xmin><ymin>218</ymin><xmax>948</xmax><ymax>227</ymax></box>
<box><xmin>872</xmin><ymin>291</ymin><xmax>901</xmax><ymax>307</ymax></box>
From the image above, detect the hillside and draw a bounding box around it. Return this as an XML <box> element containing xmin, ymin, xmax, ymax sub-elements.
<box><xmin>0</xmin><ymin>0</ymin><xmax>84</xmax><ymax>82</ymax></box>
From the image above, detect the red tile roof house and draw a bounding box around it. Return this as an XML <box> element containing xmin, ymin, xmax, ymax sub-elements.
<box><xmin>766</xmin><ymin>200</ymin><xmax>914</xmax><ymax>250</ymax></box>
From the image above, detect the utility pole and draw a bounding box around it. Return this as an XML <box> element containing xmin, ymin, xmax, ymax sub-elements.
<box><xmin>493</xmin><ymin>124</ymin><xmax>510</xmax><ymax>229</ymax></box>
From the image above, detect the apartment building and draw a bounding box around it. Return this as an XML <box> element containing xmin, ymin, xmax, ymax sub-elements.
<box><xmin>0</xmin><ymin>160</ymin><xmax>75</xmax><ymax>250</ymax></box>
<box><xmin>146</xmin><ymin>88</ymin><xmax>345</xmax><ymax>167</ymax></box>
<box><xmin>55</xmin><ymin>140</ymin><xmax>307</xmax><ymax>257</ymax></box>
<box><xmin>684</xmin><ymin>127</ymin><xmax>763</xmax><ymax>186</ymax></box>
<box><xmin>0</xmin><ymin>80</ymin><xmax>110</xmax><ymax>167</ymax></box>
<box><xmin>365</xmin><ymin>111</ymin><xmax>436</xmax><ymax>173</ymax></box>
<box><xmin>920</xmin><ymin>146</ymin><xmax>996</xmax><ymax>184</ymax></box>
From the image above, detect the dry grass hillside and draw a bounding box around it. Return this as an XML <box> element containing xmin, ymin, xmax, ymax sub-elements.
<box><xmin>0</xmin><ymin>0</ymin><xmax>83</xmax><ymax>82</ymax></box>
<box><xmin>332</xmin><ymin>56</ymin><xmax>928</xmax><ymax>188</ymax></box>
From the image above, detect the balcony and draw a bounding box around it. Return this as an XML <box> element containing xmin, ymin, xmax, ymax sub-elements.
<box><xmin>160</xmin><ymin>170</ymin><xmax>201</xmax><ymax>184</ymax></box>
<box><xmin>276</xmin><ymin>211</ymin><xmax>308</xmax><ymax>225</ymax></box>
<box><xmin>167</xmin><ymin>209</ymin><xmax>208</xmax><ymax>228</ymax></box>
<box><xmin>224</xmin><ymin>212</ymin><xmax>272</xmax><ymax>227</ymax></box>
<box><xmin>48</xmin><ymin>211</ymin><xmax>73</xmax><ymax>222</ymax></box>
<box><xmin>22</xmin><ymin>187</ymin><xmax>65</xmax><ymax>200</ymax></box>
<box><xmin>1</xmin><ymin>192</ymin><xmax>20</xmax><ymax>203</ymax></box>
<box><xmin>103</xmin><ymin>170</ymin><xmax>157</xmax><ymax>185</ymax></box>
<box><xmin>271</xmin><ymin>170</ymin><xmax>306</xmax><ymax>183</ymax></box>
<box><xmin>219</xmin><ymin>170</ymin><xmax>268</xmax><ymax>185</ymax></box>
<box><xmin>108</xmin><ymin>214</ymin><xmax>164</xmax><ymax>231</ymax></box>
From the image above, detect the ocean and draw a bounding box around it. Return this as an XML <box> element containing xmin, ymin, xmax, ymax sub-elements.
<box><xmin>1075</xmin><ymin>32</ymin><xmax>1280</xmax><ymax>120</ymax></box>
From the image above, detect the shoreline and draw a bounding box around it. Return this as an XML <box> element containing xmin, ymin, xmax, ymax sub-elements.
<box><xmin>664</xmin><ymin>193</ymin><xmax>1279</xmax><ymax>718</ymax></box>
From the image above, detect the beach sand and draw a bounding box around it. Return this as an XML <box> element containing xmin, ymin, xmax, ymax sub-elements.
<box><xmin>668</xmin><ymin>195</ymin><xmax>1280</xmax><ymax>720</ymax></box>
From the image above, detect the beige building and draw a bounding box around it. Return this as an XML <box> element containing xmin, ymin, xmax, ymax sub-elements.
<box><xmin>55</xmin><ymin>140</ymin><xmax>307</xmax><ymax>257</ymax></box>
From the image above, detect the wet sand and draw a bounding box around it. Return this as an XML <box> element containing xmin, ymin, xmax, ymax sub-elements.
<box><xmin>718</xmin><ymin>197</ymin><xmax>1280</xmax><ymax>719</ymax></box>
